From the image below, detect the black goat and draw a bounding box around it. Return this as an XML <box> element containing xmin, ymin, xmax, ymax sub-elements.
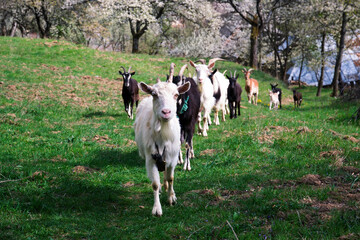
<box><xmin>171</xmin><ymin>64</ymin><xmax>201</xmax><ymax>171</ymax></box>
<box><xmin>270</xmin><ymin>83</ymin><xmax>282</xmax><ymax>109</ymax></box>
<box><xmin>293</xmin><ymin>90</ymin><xmax>303</xmax><ymax>107</ymax></box>
<box><xmin>119</xmin><ymin>66</ymin><xmax>139</xmax><ymax>119</ymax></box>
<box><xmin>226</xmin><ymin>71</ymin><xmax>242</xmax><ymax>119</ymax></box>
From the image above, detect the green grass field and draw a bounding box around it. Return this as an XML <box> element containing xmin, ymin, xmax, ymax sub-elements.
<box><xmin>1</xmin><ymin>37</ymin><xmax>360</xmax><ymax>239</ymax></box>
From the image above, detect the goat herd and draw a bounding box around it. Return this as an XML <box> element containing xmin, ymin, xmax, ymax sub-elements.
<box><xmin>118</xmin><ymin>58</ymin><xmax>303</xmax><ymax>216</ymax></box>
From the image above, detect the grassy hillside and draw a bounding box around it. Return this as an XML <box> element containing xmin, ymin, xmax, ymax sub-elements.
<box><xmin>1</xmin><ymin>37</ymin><xmax>360</xmax><ymax>239</ymax></box>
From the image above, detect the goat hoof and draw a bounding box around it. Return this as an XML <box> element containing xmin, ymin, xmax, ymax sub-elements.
<box><xmin>152</xmin><ymin>206</ymin><xmax>163</xmax><ymax>216</ymax></box>
<box><xmin>168</xmin><ymin>195</ymin><xmax>177</xmax><ymax>205</ymax></box>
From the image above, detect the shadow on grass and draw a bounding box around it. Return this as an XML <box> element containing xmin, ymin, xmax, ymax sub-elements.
<box><xmin>89</xmin><ymin>148</ymin><xmax>143</xmax><ymax>169</ymax></box>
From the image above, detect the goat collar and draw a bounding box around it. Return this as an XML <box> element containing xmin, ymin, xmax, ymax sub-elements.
<box><xmin>179</xmin><ymin>96</ymin><xmax>190</xmax><ymax>115</ymax></box>
<box><xmin>151</xmin><ymin>143</ymin><xmax>166</xmax><ymax>172</ymax></box>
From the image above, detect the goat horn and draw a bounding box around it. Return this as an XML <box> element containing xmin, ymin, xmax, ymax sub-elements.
<box><xmin>168</xmin><ymin>63</ymin><xmax>176</xmax><ymax>83</ymax></box>
<box><xmin>234</xmin><ymin>70</ymin><xmax>237</xmax><ymax>78</ymax></box>
<box><xmin>248</xmin><ymin>68</ymin><xmax>253</xmax><ymax>73</ymax></box>
<box><xmin>156</xmin><ymin>77</ymin><xmax>161</xmax><ymax>83</ymax></box>
<box><xmin>120</xmin><ymin>66</ymin><xmax>126</xmax><ymax>73</ymax></box>
<box><xmin>178</xmin><ymin>64</ymin><xmax>188</xmax><ymax>79</ymax></box>
<box><xmin>223</xmin><ymin>70</ymin><xmax>227</xmax><ymax>76</ymax></box>
<box><xmin>128</xmin><ymin>66</ymin><xmax>132</xmax><ymax>72</ymax></box>
<box><xmin>195</xmin><ymin>59</ymin><xmax>206</xmax><ymax>65</ymax></box>
<box><xmin>208</xmin><ymin>58</ymin><xmax>224</xmax><ymax>68</ymax></box>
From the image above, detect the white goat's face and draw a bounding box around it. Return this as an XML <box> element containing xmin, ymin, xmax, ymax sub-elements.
<box><xmin>139</xmin><ymin>81</ymin><xmax>191</xmax><ymax>121</ymax></box>
<box><xmin>269</xmin><ymin>91</ymin><xmax>279</xmax><ymax>102</ymax></box>
<box><xmin>190</xmin><ymin>62</ymin><xmax>210</xmax><ymax>84</ymax></box>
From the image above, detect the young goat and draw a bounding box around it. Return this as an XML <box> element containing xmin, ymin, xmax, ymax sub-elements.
<box><xmin>172</xmin><ymin>64</ymin><xmax>201</xmax><ymax>171</ymax></box>
<box><xmin>293</xmin><ymin>90</ymin><xmax>303</xmax><ymax>107</ymax></box>
<box><xmin>270</xmin><ymin>83</ymin><xmax>282</xmax><ymax>109</ymax></box>
<box><xmin>134</xmin><ymin>78</ymin><xmax>190</xmax><ymax>216</ymax></box>
<box><xmin>226</xmin><ymin>71</ymin><xmax>242</xmax><ymax>119</ymax></box>
<box><xmin>269</xmin><ymin>90</ymin><xmax>280</xmax><ymax>110</ymax></box>
<box><xmin>242</xmin><ymin>68</ymin><xmax>259</xmax><ymax>105</ymax></box>
<box><xmin>119</xmin><ymin>66</ymin><xmax>139</xmax><ymax>119</ymax></box>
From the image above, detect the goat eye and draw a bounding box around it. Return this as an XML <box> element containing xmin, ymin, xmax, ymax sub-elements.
<box><xmin>152</xmin><ymin>92</ymin><xmax>158</xmax><ymax>97</ymax></box>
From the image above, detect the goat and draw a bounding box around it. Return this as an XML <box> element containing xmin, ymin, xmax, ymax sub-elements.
<box><xmin>270</xmin><ymin>83</ymin><xmax>282</xmax><ymax>109</ymax></box>
<box><xmin>269</xmin><ymin>90</ymin><xmax>280</xmax><ymax>110</ymax></box>
<box><xmin>134</xmin><ymin>77</ymin><xmax>190</xmax><ymax>216</ymax></box>
<box><xmin>119</xmin><ymin>66</ymin><xmax>139</xmax><ymax>119</ymax></box>
<box><xmin>293</xmin><ymin>90</ymin><xmax>303</xmax><ymax>107</ymax></box>
<box><xmin>172</xmin><ymin>64</ymin><xmax>200</xmax><ymax>171</ymax></box>
<box><xmin>226</xmin><ymin>71</ymin><xmax>242</xmax><ymax>119</ymax></box>
<box><xmin>242</xmin><ymin>68</ymin><xmax>259</xmax><ymax>105</ymax></box>
<box><xmin>190</xmin><ymin>58</ymin><xmax>229</xmax><ymax>136</ymax></box>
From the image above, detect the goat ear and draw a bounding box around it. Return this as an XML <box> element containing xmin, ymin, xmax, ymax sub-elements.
<box><xmin>131</xmin><ymin>71</ymin><xmax>136</xmax><ymax>76</ymax></box>
<box><xmin>139</xmin><ymin>82</ymin><xmax>153</xmax><ymax>94</ymax></box>
<box><xmin>208</xmin><ymin>62</ymin><xmax>215</xmax><ymax>70</ymax></box>
<box><xmin>226</xmin><ymin>75</ymin><xmax>230</xmax><ymax>80</ymax></box>
<box><xmin>189</xmin><ymin>61</ymin><xmax>196</xmax><ymax>68</ymax></box>
<box><xmin>177</xmin><ymin>82</ymin><xmax>191</xmax><ymax>95</ymax></box>
<box><xmin>119</xmin><ymin>71</ymin><xmax>123</xmax><ymax>75</ymax></box>
<box><xmin>235</xmin><ymin>74</ymin><xmax>239</xmax><ymax>79</ymax></box>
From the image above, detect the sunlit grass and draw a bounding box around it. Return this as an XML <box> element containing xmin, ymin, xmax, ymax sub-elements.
<box><xmin>0</xmin><ymin>36</ymin><xmax>360</xmax><ymax>239</ymax></box>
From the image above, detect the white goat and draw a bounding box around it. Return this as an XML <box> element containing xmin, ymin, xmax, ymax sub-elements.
<box><xmin>189</xmin><ymin>58</ymin><xmax>229</xmax><ymax>136</ymax></box>
<box><xmin>269</xmin><ymin>90</ymin><xmax>279</xmax><ymax>110</ymax></box>
<box><xmin>134</xmin><ymin>79</ymin><xmax>190</xmax><ymax>216</ymax></box>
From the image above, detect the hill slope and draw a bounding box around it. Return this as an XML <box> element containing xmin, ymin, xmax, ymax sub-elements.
<box><xmin>1</xmin><ymin>37</ymin><xmax>360</xmax><ymax>239</ymax></box>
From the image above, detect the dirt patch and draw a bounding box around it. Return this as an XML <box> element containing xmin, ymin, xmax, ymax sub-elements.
<box><xmin>258</xmin><ymin>125</ymin><xmax>291</xmax><ymax>144</ymax></box>
<box><xmin>319</xmin><ymin>150</ymin><xmax>343</xmax><ymax>158</ymax></box>
<box><xmin>125</xmin><ymin>139</ymin><xmax>136</xmax><ymax>147</ymax></box>
<box><xmin>298</xmin><ymin>174</ymin><xmax>322</xmax><ymax>186</ymax></box>
<box><xmin>50</xmin><ymin>155</ymin><xmax>67</xmax><ymax>162</ymax></box>
<box><xmin>92</xmin><ymin>135</ymin><xmax>109</xmax><ymax>143</ymax></box>
<box><xmin>329</xmin><ymin>129</ymin><xmax>360</xmax><ymax>143</ymax></box>
<box><xmin>296</xmin><ymin>126</ymin><xmax>312</xmax><ymax>134</ymax></box>
<box><xmin>249</xmin><ymin>115</ymin><xmax>267</xmax><ymax>120</ymax></box>
<box><xmin>72</xmin><ymin>166</ymin><xmax>98</xmax><ymax>173</ymax></box>
<box><xmin>281</xmin><ymin>96</ymin><xmax>294</xmax><ymax>105</ymax></box>
<box><xmin>123</xmin><ymin>181</ymin><xmax>135</xmax><ymax>188</ymax></box>
<box><xmin>199</xmin><ymin>149</ymin><xmax>220</xmax><ymax>156</ymax></box>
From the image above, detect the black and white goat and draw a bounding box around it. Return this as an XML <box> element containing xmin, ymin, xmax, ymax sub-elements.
<box><xmin>119</xmin><ymin>66</ymin><xmax>139</xmax><ymax>119</ymax></box>
<box><xmin>190</xmin><ymin>58</ymin><xmax>229</xmax><ymax>136</ymax></box>
<box><xmin>172</xmin><ymin>64</ymin><xmax>200</xmax><ymax>171</ymax></box>
<box><xmin>270</xmin><ymin>83</ymin><xmax>282</xmax><ymax>109</ymax></box>
<box><xmin>226</xmin><ymin>71</ymin><xmax>242</xmax><ymax>119</ymax></box>
<box><xmin>293</xmin><ymin>89</ymin><xmax>303</xmax><ymax>107</ymax></box>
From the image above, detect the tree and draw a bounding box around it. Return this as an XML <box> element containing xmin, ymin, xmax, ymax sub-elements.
<box><xmin>99</xmin><ymin>0</ymin><xmax>218</xmax><ymax>53</ymax></box>
<box><xmin>227</xmin><ymin>0</ymin><xmax>292</xmax><ymax>70</ymax></box>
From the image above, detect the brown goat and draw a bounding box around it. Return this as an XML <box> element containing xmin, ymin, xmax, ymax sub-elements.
<box><xmin>242</xmin><ymin>68</ymin><xmax>259</xmax><ymax>105</ymax></box>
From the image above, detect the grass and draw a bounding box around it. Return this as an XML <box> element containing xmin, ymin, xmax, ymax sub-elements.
<box><xmin>1</xmin><ymin>36</ymin><xmax>360</xmax><ymax>239</ymax></box>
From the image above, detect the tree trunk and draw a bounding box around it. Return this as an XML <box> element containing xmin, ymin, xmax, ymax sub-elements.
<box><xmin>317</xmin><ymin>31</ymin><xmax>326</xmax><ymax>97</ymax></box>
<box><xmin>332</xmin><ymin>11</ymin><xmax>347</xmax><ymax>97</ymax></box>
<box><xmin>10</xmin><ymin>22</ymin><xmax>17</xmax><ymax>37</ymax></box>
<box><xmin>249</xmin><ymin>18</ymin><xmax>260</xmax><ymax>69</ymax></box>
<box><xmin>129</xmin><ymin>19</ymin><xmax>148</xmax><ymax>53</ymax></box>
<box><xmin>132</xmin><ymin>35</ymin><xmax>140</xmax><ymax>53</ymax></box>
<box><xmin>298</xmin><ymin>55</ymin><xmax>304</xmax><ymax>88</ymax></box>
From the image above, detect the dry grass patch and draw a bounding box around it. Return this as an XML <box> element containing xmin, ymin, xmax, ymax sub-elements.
<box><xmin>329</xmin><ymin>129</ymin><xmax>360</xmax><ymax>143</ymax></box>
<box><xmin>72</xmin><ymin>166</ymin><xmax>98</xmax><ymax>174</ymax></box>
